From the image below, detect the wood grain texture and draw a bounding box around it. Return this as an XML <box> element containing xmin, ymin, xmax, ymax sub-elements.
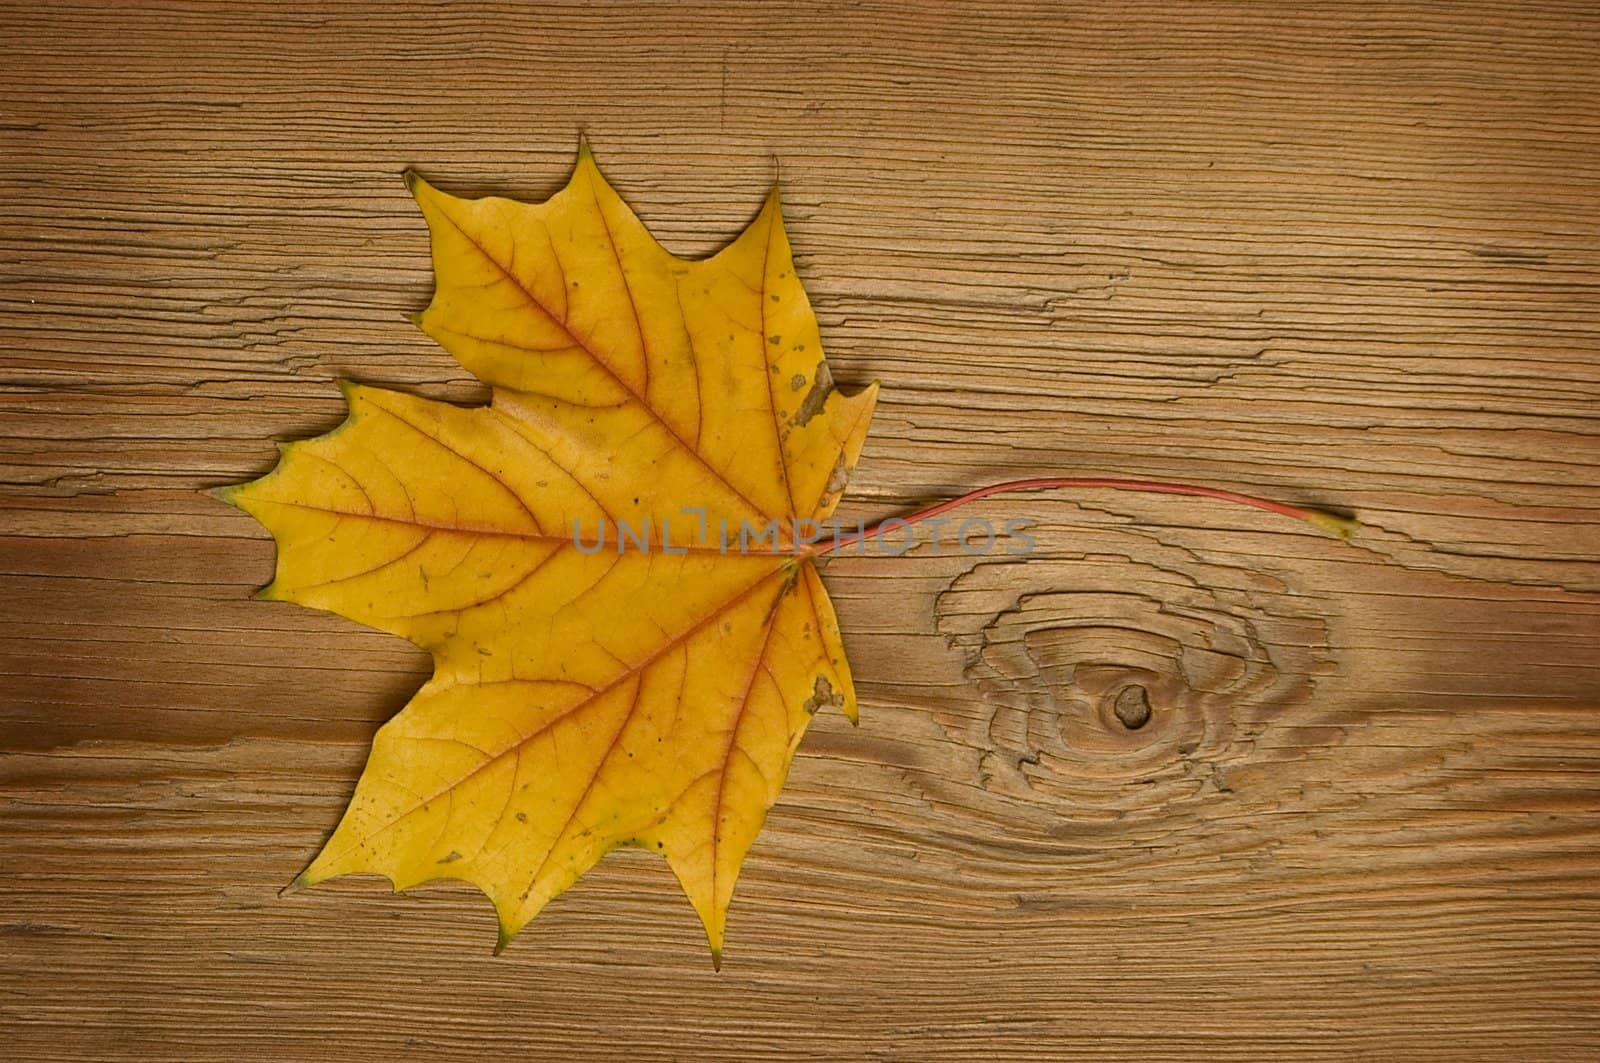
<box><xmin>3</xmin><ymin>1</ymin><xmax>1599</xmax><ymax>1058</ymax></box>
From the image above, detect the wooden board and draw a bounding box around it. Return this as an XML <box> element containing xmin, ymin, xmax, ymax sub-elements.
<box><xmin>3</xmin><ymin>1</ymin><xmax>1599</xmax><ymax>1058</ymax></box>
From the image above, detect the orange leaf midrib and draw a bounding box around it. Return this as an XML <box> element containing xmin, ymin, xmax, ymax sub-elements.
<box><xmin>255</xmin><ymin>496</ymin><xmax>798</xmax><ymax>557</ymax></box>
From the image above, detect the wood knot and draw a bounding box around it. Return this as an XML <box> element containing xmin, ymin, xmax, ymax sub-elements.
<box><xmin>931</xmin><ymin>539</ymin><xmax>1340</xmax><ymax>839</ymax></box>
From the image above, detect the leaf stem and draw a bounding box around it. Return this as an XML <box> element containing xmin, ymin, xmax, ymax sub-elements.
<box><xmin>807</xmin><ymin>477</ymin><xmax>1360</xmax><ymax>557</ymax></box>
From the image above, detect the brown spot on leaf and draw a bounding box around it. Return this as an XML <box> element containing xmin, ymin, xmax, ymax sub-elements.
<box><xmin>823</xmin><ymin>454</ymin><xmax>850</xmax><ymax>499</ymax></box>
<box><xmin>438</xmin><ymin>850</ymin><xmax>463</xmax><ymax>864</ymax></box>
<box><xmin>802</xmin><ymin>675</ymin><xmax>845</xmax><ymax>715</ymax></box>
<box><xmin>790</xmin><ymin>373</ymin><xmax>806</xmax><ymax>391</ymax></box>
<box><xmin>792</xmin><ymin>363</ymin><xmax>835</xmax><ymax>426</ymax></box>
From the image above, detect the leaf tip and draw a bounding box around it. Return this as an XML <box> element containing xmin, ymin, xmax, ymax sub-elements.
<box><xmin>335</xmin><ymin>379</ymin><xmax>370</xmax><ymax>420</ymax></box>
<box><xmin>402</xmin><ymin>168</ymin><xmax>427</xmax><ymax>196</ymax></box>
<box><xmin>254</xmin><ymin>582</ymin><xmax>280</xmax><ymax>601</ymax></box>
<box><xmin>279</xmin><ymin>871</ymin><xmax>312</xmax><ymax>898</ymax></box>
<box><xmin>573</xmin><ymin>134</ymin><xmax>604</xmax><ymax>183</ymax></box>
<box><xmin>493</xmin><ymin>924</ymin><xmax>515</xmax><ymax>956</ymax></box>
<box><xmin>710</xmin><ymin>946</ymin><xmax>723</xmax><ymax>972</ymax></box>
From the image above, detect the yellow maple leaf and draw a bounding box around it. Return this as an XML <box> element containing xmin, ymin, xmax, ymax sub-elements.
<box><xmin>223</xmin><ymin>145</ymin><xmax>878</xmax><ymax>964</ymax></box>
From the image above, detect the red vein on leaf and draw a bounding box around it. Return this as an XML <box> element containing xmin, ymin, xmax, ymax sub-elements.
<box><xmin>755</xmin><ymin>202</ymin><xmax>799</xmax><ymax>517</ymax></box>
<box><xmin>513</xmin><ymin>672</ymin><xmax>646</xmax><ymax>931</ymax></box>
<box><xmin>252</xmin><ymin>497</ymin><xmax>778</xmax><ymax>558</ymax></box>
<box><xmin>707</xmin><ymin>604</ymin><xmax>784</xmax><ymax>965</ymax></box>
<box><xmin>387</xmin><ymin>539</ymin><xmax>575</xmax><ymax>621</ymax></box>
<box><xmin>668</xmin><ymin>272</ymin><xmax>706</xmax><ymax>451</ymax></box>
<box><xmin>365</xmin><ymin>392</ymin><xmax>548</xmax><ymax>535</ymax></box>
<box><xmin>300</xmin><ymin>529</ymin><xmax>435</xmax><ymax>592</ymax></box>
<box><xmin>586</xmin><ymin>165</ymin><xmax>653</xmax><ymax>395</ymax></box>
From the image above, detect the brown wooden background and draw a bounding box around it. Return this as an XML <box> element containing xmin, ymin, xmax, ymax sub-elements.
<box><xmin>4</xmin><ymin>2</ymin><xmax>1599</xmax><ymax>1059</ymax></box>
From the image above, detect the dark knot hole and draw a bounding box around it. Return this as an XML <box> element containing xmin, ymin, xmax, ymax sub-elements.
<box><xmin>1112</xmin><ymin>685</ymin><xmax>1152</xmax><ymax>730</ymax></box>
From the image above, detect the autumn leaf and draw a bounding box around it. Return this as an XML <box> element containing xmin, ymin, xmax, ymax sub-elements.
<box><xmin>223</xmin><ymin>144</ymin><xmax>1361</xmax><ymax>967</ymax></box>
<box><xmin>223</xmin><ymin>144</ymin><xmax>877</xmax><ymax>964</ymax></box>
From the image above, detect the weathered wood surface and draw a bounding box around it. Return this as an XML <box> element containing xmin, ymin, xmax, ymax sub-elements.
<box><xmin>3</xmin><ymin>1</ymin><xmax>1599</xmax><ymax>1059</ymax></box>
